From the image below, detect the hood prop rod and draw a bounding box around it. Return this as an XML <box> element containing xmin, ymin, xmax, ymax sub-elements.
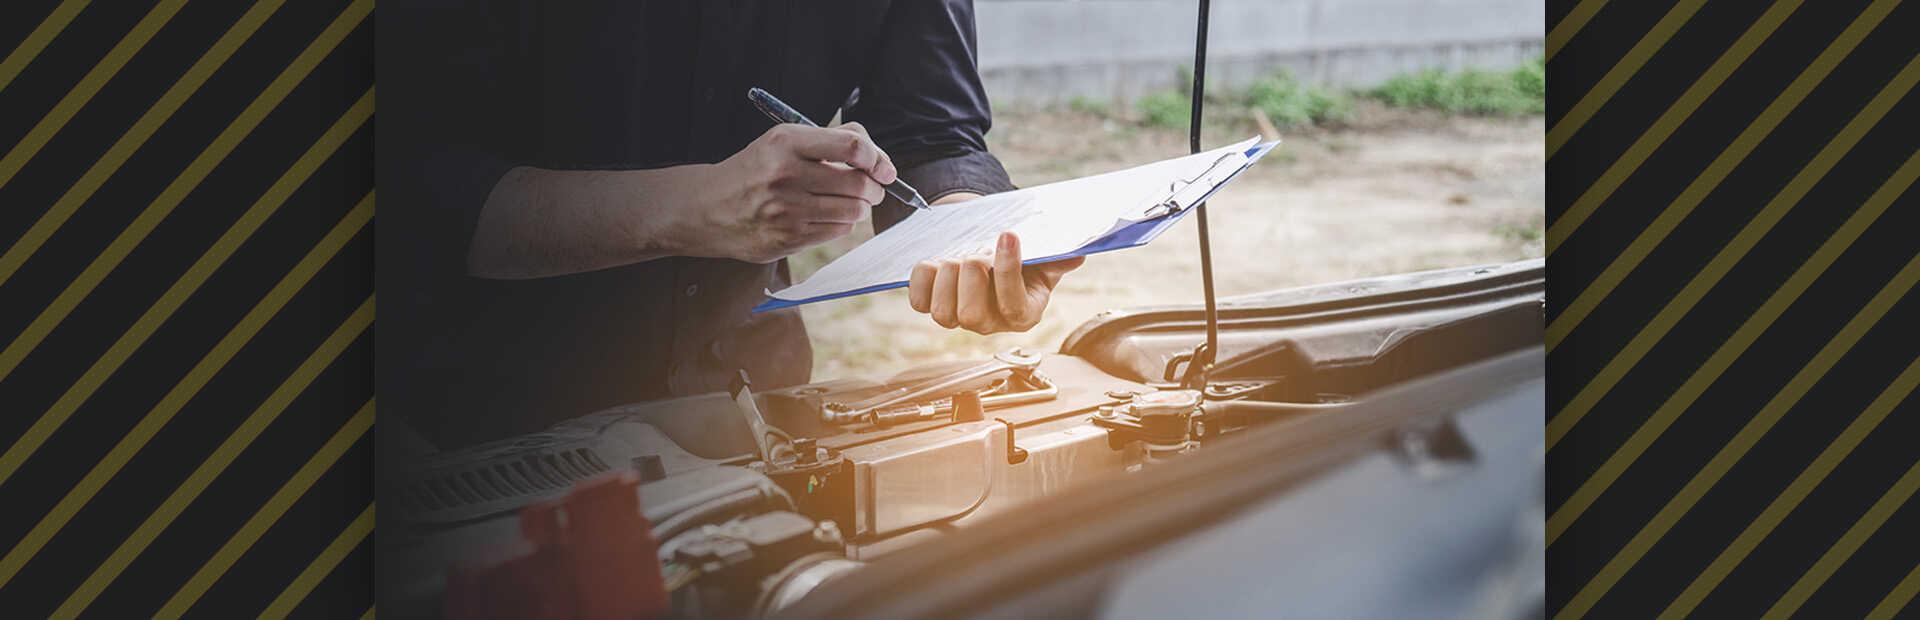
<box><xmin>1183</xmin><ymin>0</ymin><xmax>1220</xmax><ymax>391</ymax></box>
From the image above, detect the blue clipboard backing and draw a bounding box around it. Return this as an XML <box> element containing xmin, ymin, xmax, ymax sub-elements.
<box><xmin>754</xmin><ymin>140</ymin><xmax>1278</xmax><ymax>313</ymax></box>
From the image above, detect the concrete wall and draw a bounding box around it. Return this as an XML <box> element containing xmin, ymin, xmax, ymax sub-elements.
<box><xmin>974</xmin><ymin>0</ymin><xmax>1545</xmax><ymax>104</ymax></box>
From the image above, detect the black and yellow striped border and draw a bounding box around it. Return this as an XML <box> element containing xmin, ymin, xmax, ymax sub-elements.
<box><xmin>1549</xmin><ymin>0</ymin><xmax>1920</xmax><ymax>616</ymax></box>
<box><xmin>0</xmin><ymin>0</ymin><xmax>371</xmax><ymax>615</ymax></box>
<box><xmin>1</xmin><ymin>0</ymin><xmax>1918</xmax><ymax>617</ymax></box>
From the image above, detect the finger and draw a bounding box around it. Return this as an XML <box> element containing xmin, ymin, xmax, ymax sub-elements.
<box><xmin>957</xmin><ymin>255</ymin><xmax>997</xmax><ymax>334</ymax></box>
<box><xmin>836</xmin><ymin>122</ymin><xmax>898</xmax><ymax>184</ymax></box>
<box><xmin>781</xmin><ymin>125</ymin><xmax>893</xmax><ymax>183</ymax></box>
<box><xmin>929</xmin><ymin>259</ymin><xmax>961</xmax><ymax>329</ymax></box>
<box><xmin>795</xmin><ymin>164</ymin><xmax>886</xmax><ymax>205</ymax></box>
<box><xmin>991</xmin><ymin>232</ymin><xmax>1029</xmax><ymax>324</ymax></box>
<box><xmin>908</xmin><ymin>261</ymin><xmax>938</xmax><ymax>313</ymax></box>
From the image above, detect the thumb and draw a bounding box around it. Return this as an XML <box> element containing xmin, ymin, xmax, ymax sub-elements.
<box><xmin>992</xmin><ymin>232</ymin><xmax>1028</xmax><ymax>320</ymax></box>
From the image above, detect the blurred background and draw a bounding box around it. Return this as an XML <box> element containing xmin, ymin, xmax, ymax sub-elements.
<box><xmin>795</xmin><ymin>0</ymin><xmax>1546</xmax><ymax>379</ymax></box>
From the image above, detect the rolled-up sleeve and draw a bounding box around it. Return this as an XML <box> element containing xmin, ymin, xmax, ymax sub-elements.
<box><xmin>845</xmin><ymin>0</ymin><xmax>1014</xmax><ymax>230</ymax></box>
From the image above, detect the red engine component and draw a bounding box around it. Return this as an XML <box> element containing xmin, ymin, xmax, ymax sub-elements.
<box><xmin>444</xmin><ymin>471</ymin><xmax>669</xmax><ymax>619</ymax></box>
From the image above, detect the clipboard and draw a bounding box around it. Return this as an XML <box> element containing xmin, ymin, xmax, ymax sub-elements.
<box><xmin>755</xmin><ymin>140</ymin><xmax>1280</xmax><ymax>313</ymax></box>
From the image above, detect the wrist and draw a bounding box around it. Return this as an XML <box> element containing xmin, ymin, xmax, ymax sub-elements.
<box><xmin>646</xmin><ymin>162</ymin><xmax>728</xmax><ymax>259</ymax></box>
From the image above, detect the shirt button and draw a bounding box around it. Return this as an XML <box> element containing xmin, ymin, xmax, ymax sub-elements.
<box><xmin>684</xmin><ymin>284</ymin><xmax>699</xmax><ymax>297</ymax></box>
<box><xmin>703</xmin><ymin>87</ymin><xmax>716</xmax><ymax>101</ymax></box>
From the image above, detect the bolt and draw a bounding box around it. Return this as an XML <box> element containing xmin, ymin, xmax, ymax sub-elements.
<box><xmin>813</xmin><ymin>520</ymin><xmax>844</xmax><ymax>545</ymax></box>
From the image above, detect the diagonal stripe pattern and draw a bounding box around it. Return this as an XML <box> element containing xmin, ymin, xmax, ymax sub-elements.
<box><xmin>3</xmin><ymin>0</ymin><xmax>1919</xmax><ymax>615</ymax></box>
<box><xmin>155</xmin><ymin>399</ymin><xmax>374</xmax><ymax>618</ymax></box>
<box><xmin>1546</xmin><ymin>61</ymin><xmax>1920</xmax><ymax>562</ymax></box>
<box><xmin>1556</xmin><ymin>251</ymin><xmax>1920</xmax><ymax>618</ymax></box>
<box><xmin>1766</xmin><ymin>452</ymin><xmax>1920</xmax><ymax>618</ymax></box>
<box><xmin>0</xmin><ymin>0</ymin><xmax>372</xmax><ymax>380</ymax></box>
<box><xmin>1544</xmin><ymin>0</ymin><xmax>1705</xmax><ymax>159</ymax></box>
<box><xmin>1661</xmin><ymin>349</ymin><xmax>1920</xmax><ymax>617</ymax></box>
<box><xmin>1546</xmin><ymin>50</ymin><xmax>1920</xmax><ymax>449</ymax></box>
<box><xmin>0</xmin><ymin>1</ymin><xmax>385</xmax><ymax>618</ymax></box>
<box><xmin>1869</xmin><ymin>560</ymin><xmax>1920</xmax><ymax>619</ymax></box>
<box><xmin>1544</xmin><ymin>0</ymin><xmax>1899</xmax><ymax>311</ymax></box>
<box><xmin>0</xmin><ymin>0</ymin><xmax>293</xmax><ymax>289</ymax></box>
<box><xmin>1547</xmin><ymin>143</ymin><xmax>1920</xmax><ymax>545</ymax></box>
<box><xmin>0</xmin><ymin>0</ymin><xmax>92</xmax><ymax>94</ymax></box>
<box><xmin>45</xmin><ymin>297</ymin><xmax>374</xmax><ymax>616</ymax></box>
<box><xmin>0</xmin><ymin>0</ymin><xmax>187</xmax><ymax>193</ymax></box>
<box><xmin>1545</xmin><ymin>0</ymin><xmax>1609</xmax><ymax>62</ymax></box>
<box><xmin>0</xmin><ymin>90</ymin><xmax>374</xmax><ymax>490</ymax></box>
<box><xmin>0</xmin><ymin>189</ymin><xmax>365</xmax><ymax>573</ymax></box>
<box><xmin>259</xmin><ymin>504</ymin><xmax>373</xmax><ymax>620</ymax></box>
<box><xmin>1542</xmin><ymin>0</ymin><xmax>1920</xmax><ymax>613</ymax></box>
<box><xmin>1542</xmin><ymin>0</ymin><xmax>1805</xmax><ymax>255</ymax></box>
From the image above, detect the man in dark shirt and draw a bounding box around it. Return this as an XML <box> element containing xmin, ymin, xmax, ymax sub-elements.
<box><xmin>378</xmin><ymin>1</ymin><xmax>1081</xmax><ymax>447</ymax></box>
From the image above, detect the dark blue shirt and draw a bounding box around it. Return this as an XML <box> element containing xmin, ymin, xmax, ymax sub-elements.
<box><xmin>378</xmin><ymin>0</ymin><xmax>1014</xmax><ymax>447</ymax></box>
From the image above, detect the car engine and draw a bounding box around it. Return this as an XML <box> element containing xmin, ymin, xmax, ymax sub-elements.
<box><xmin>377</xmin><ymin>259</ymin><xmax>1544</xmax><ymax>618</ymax></box>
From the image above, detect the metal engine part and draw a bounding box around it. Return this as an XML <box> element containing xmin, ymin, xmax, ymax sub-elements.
<box><xmin>820</xmin><ymin>348</ymin><xmax>1051</xmax><ymax>425</ymax></box>
<box><xmin>378</xmin><ymin>260</ymin><xmax>1545</xmax><ymax>618</ymax></box>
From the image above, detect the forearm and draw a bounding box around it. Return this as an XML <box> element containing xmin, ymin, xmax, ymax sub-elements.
<box><xmin>468</xmin><ymin>164</ymin><xmax>715</xmax><ymax>279</ymax></box>
<box><xmin>471</xmin><ymin>122</ymin><xmax>899</xmax><ymax>278</ymax></box>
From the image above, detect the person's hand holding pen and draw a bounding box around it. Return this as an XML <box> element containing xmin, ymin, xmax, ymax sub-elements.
<box><xmin>467</xmin><ymin>84</ymin><xmax>1084</xmax><ymax>329</ymax></box>
<box><xmin>669</xmin><ymin>87</ymin><xmax>918</xmax><ymax>264</ymax></box>
<box><xmin>468</xmin><ymin>119</ymin><xmax>897</xmax><ymax>277</ymax></box>
<box><xmin>742</xmin><ymin>87</ymin><xmax>1079</xmax><ymax>335</ymax></box>
<box><xmin>700</xmin><ymin>122</ymin><xmax>1081</xmax><ymax>334</ymax></box>
<box><xmin>469</xmin><ymin>85</ymin><xmax>1076</xmax><ymax>334</ymax></box>
<box><xmin>684</xmin><ymin>121</ymin><xmax>898</xmax><ymax>264</ymax></box>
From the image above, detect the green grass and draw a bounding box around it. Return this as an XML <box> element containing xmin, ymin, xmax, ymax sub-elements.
<box><xmin>1137</xmin><ymin>90</ymin><xmax>1192</xmax><ymax>128</ymax></box>
<box><xmin>1246</xmin><ymin>71</ymin><xmax>1351</xmax><ymax>126</ymax></box>
<box><xmin>1133</xmin><ymin>57</ymin><xmax>1544</xmax><ymax>131</ymax></box>
<box><xmin>1368</xmin><ymin>56</ymin><xmax>1545</xmax><ymax>115</ymax></box>
<box><xmin>1136</xmin><ymin>69</ymin><xmax>1349</xmax><ymax>129</ymax></box>
<box><xmin>1513</xmin><ymin>55</ymin><xmax>1546</xmax><ymax>101</ymax></box>
<box><xmin>1067</xmin><ymin>96</ymin><xmax>1111</xmax><ymax>117</ymax></box>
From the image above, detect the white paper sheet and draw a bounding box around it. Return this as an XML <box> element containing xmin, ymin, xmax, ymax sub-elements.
<box><xmin>770</xmin><ymin>137</ymin><xmax>1262</xmax><ymax>302</ymax></box>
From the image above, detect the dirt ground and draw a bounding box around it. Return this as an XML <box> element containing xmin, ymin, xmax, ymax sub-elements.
<box><xmin>791</xmin><ymin>103</ymin><xmax>1545</xmax><ymax>380</ymax></box>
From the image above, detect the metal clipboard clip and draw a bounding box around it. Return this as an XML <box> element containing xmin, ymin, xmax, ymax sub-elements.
<box><xmin>1138</xmin><ymin>150</ymin><xmax>1249</xmax><ymax>220</ymax></box>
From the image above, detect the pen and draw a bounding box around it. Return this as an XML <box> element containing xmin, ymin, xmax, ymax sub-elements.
<box><xmin>748</xmin><ymin>87</ymin><xmax>932</xmax><ymax>211</ymax></box>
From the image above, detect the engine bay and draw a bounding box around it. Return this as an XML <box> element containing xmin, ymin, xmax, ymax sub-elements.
<box><xmin>378</xmin><ymin>259</ymin><xmax>1544</xmax><ymax>618</ymax></box>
